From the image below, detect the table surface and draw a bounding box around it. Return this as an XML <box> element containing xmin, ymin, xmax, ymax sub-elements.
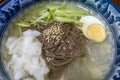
<box><xmin>112</xmin><ymin>0</ymin><xmax>120</xmax><ymax>8</ymax></box>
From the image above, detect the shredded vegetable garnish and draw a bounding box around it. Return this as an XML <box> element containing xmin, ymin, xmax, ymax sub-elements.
<box><xmin>16</xmin><ymin>4</ymin><xmax>90</xmax><ymax>35</ymax></box>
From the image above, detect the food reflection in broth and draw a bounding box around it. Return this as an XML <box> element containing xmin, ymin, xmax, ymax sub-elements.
<box><xmin>1</xmin><ymin>1</ymin><xmax>115</xmax><ymax>80</ymax></box>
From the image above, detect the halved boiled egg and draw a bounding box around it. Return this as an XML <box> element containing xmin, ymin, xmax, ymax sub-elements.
<box><xmin>80</xmin><ymin>16</ymin><xmax>106</xmax><ymax>42</ymax></box>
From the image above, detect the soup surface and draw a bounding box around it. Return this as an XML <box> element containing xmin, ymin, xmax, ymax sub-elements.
<box><xmin>0</xmin><ymin>1</ymin><xmax>115</xmax><ymax>80</ymax></box>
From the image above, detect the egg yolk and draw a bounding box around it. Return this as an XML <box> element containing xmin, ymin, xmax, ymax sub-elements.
<box><xmin>87</xmin><ymin>24</ymin><xmax>106</xmax><ymax>42</ymax></box>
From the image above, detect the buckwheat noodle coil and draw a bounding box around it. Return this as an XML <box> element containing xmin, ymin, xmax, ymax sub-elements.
<box><xmin>39</xmin><ymin>22</ymin><xmax>86</xmax><ymax>68</ymax></box>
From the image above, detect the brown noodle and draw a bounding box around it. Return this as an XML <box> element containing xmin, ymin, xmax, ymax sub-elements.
<box><xmin>38</xmin><ymin>21</ymin><xmax>86</xmax><ymax>68</ymax></box>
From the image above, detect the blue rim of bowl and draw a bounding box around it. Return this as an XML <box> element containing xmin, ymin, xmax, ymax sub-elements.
<box><xmin>0</xmin><ymin>0</ymin><xmax>119</xmax><ymax>80</ymax></box>
<box><xmin>108</xmin><ymin>0</ymin><xmax>120</xmax><ymax>13</ymax></box>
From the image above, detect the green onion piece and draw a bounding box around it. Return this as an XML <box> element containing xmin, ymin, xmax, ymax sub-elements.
<box><xmin>16</xmin><ymin>23</ymin><xmax>30</xmax><ymax>27</ymax></box>
<box><xmin>34</xmin><ymin>12</ymin><xmax>49</xmax><ymax>23</ymax></box>
<box><xmin>54</xmin><ymin>17</ymin><xmax>76</xmax><ymax>23</ymax></box>
<box><xmin>18</xmin><ymin>26</ymin><xmax>22</xmax><ymax>36</ymax></box>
